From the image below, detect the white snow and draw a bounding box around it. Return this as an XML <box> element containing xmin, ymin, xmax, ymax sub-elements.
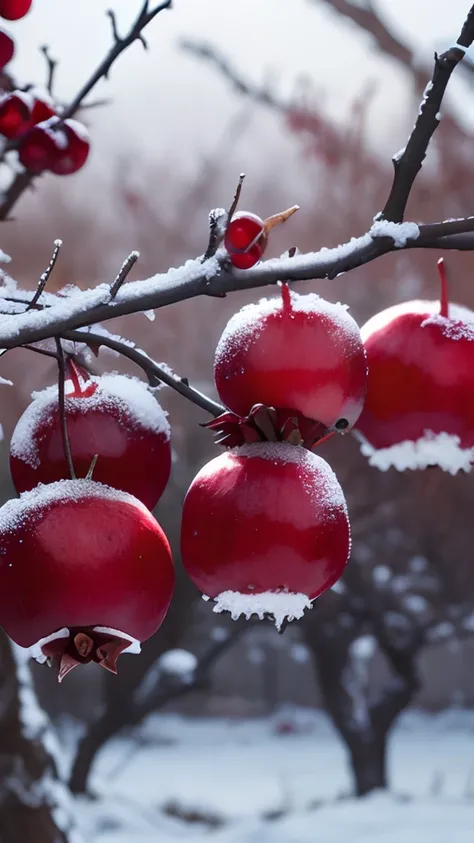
<box><xmin>0</xmin><ymin>478</ymin><xmax>152</xmax><ymax>536</ymax></box>
<box><xmin>421</xmin><ymin>312</ymin><xmax>474</xmax><ymax>341</ymax></box>
<box><xmin>234</xmin><ymin>442</ymin><xmax>348</xmax><ymax>511</ymax></box>
<box><xmin>215</xmin><ymin>288</ymin><xmax>362</xmax><ymax>368</ymax></box>
<box><xmin>0</xmin><ymin>375</ymin><xmax>12</xmax><ymax>385</ymax></box>
<box><xmin>0</xmin><ymin>248</ymin><xmax>11</xmax><ymax>262</ymax></box>
<box><xmin>370</xmin><ymin>220</ymin><xmax>420</xmax><ymax>247</ymax></box>
<box><xmin>360</xmin><ymin>299</ymin><xmax>474</xmax><ymax>342</ymax></box>
<box><xmin>158</xmin><ymin>649</ymin><xmax>198</xmax><ymax>679</ymax></box>
<box><xmin>211</xmin><ymin>590</ymin><xmax>313</xmax><ymax>631</ymax></box>
<box><xmin>403</xmin><ymin>594</ymin><xmax>428</xmax><ymax>614</ymax></box>
<box><xmin>73</xmin><ymin>709</ymin><xmax>474</xmax><ymax>843</ymax></box>
<box><xmin>10</xmin><ymin>373</ymin><xmax>170</xmax><ymax>469</ymax></box>
<box><xmin>349</xmin><ymin>635</ymin><xmax>376</xmax><ymax>660</ymax></box>
<box><xmin>11</xmin><ymin>644</ymin><xmax>83</xmax><ymax>842</ymax></box>
<box><xmin>359</xmin><ymin>431</ymin><xmax>474</xmax><ymax>474</ymax></box>
<box><xmin>28</xmin><ymin>627</ymin><xmax>70</xmax><ymax>664</ymax></box>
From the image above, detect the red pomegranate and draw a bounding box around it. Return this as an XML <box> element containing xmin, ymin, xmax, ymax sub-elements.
<box><xmin>214</xmin><ymin>284</ymin><xmax>367</xmax><ymax>434</ymax></box>
<box><xmin>10</xmin><ymin>363</ymin><xmax>172</xmax><ymax>510</ymax></box>
<box><xmin>18</xmin><ymin>121</ymin><xmax>59</xmax><ymax>172</ymax></box>
<box><xmin>29</xmin><ymin>89</ymin><xmax>56</xmax><ymax>125</ymax></box>
<box><xmin>180</xmin><ymin>442</ymin><xmax>351</xmax><ymax>629</ymax></box>
<box><xmin>0</xmin><ymin>0</ymin><xmax>32</xmax><ymax>20</ymax></box>
<box><xmin>0</xmin><ymin>30</ymin><xmax>14</xmax><ymax>69</ymax></box>
<box><xmin>0</xmin><ymin>479</ymin><xmax>174</xmax><ymax>680</ymax></box>
<box><xmin>355</xmin><ymin>261</ymin><xmax>474</xmax><ymax>474</ymax></box>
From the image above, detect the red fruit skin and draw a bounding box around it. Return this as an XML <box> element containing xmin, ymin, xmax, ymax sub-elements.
<box><xmin>0</xmin><ymin>0</ymin><xmax>32</xmax><ymax>20</ymax></box>
<box><xmin>30</xmin><ymin>92</ymin><xmax>56</xmax><ymax>125</ymax></box>
<box><xmin>0</xmin><ymin>480</ymin><xmax>174</xmax><ymax>649</ymax></box>
<box><xmin>10</xmin><ymin>374</ymin><xmax>171</xmax><ymax>511</ymax></box>
<box><xmin>180</xmin><ymin>444</ymin><xmax>350</xmax><ymax>599</ymax></box>
<box><xmin>224</xmin><ymin>213</ymin><xmax>267</xmax><ymax>270</ymax></box>
<box><xmin>50</xmin><ymin>119</ymin><xmax>90</xmax><ymax>175</ymax></box>
<box><xmin>214</xmin><ymin>288</ymin><xmax>367</xmax><ymax>430</ymax></box>
<box><xmin>18</xmin><ymin>122</ymin><xmax>59</xmax><ymax>172</ymax></box>
<box><xmin>0</xmin><ymin>91</ymin><xmax>31</xmax><ymax>138</ymax></box>
<box><xmin>0</xmin><ymin>30</ymin><xmax>14</xmax><ymax>69</ymax></box>
<box><xmin>355</xmin><ymin>301</ymin><xmax>474</xmax><ymax>451</ymax></box>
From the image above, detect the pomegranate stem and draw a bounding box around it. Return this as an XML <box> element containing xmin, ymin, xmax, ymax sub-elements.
<box><xmin>437</xmin><ymin>257</ymin><xmax>449</xmax><ymax>318</ymax></box>
<box><xmin>55</xmin><ymin>338</ymin><xmax>77</xmax><ymax>480</ymax></box>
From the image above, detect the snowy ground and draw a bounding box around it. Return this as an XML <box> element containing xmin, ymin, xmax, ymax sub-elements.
<box><xmin>72</xmin><ymin>707</ymin><xmax>474</xmax><ymax>843</ymax></box>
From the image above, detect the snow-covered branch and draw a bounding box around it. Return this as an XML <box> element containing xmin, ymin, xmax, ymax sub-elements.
<box><xmin>1</xmin><ymin>215</ymin><xmax>474</xmax><ymax>351</ymax></box>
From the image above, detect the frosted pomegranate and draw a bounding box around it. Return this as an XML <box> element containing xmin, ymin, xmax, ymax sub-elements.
<box><xmin>214</xmin><ymin>284</ymin><xmax>367</xmax><ymax>436</ymax></box>
<box><xmin>0</xmin><ymin>479</ymin><xmax>174</xmax><ymax>680</ymax></box>
<box><xmin>180</xmin><ymin>442</ymin><xmax>351</xmax><ymax>629</ymax></box>
<box><xmin>10</xmin><ymin>364</ymin><xmax>171</xmax><ymax>510</ymax></box>
<box><xmin>355</xmin><ymin>262</ymin><xmax>474</xmax><ymax>474</ymax></box>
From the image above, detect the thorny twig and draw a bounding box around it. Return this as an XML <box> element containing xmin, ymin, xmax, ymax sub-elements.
<box><xmin>0</xmin><ymin>1</ymin><xmax>172</xmax><ymax>221</ymax></box>
<box><xmin>109</xmin><ymin>251</ymin><xmax>140</xmax><ymax>299</ymax></box>
<box><xmin>27</xmin><ymin>239</ymin><xmax>63</xmax><ymax>310</ymax></box>
<box><xmin>40</xmin><ymin>45</ymin><xmax>57</xmax><ymax>96</ymax></box>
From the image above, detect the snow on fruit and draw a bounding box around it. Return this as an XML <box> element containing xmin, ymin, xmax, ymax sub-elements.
<box><xmin>214</xmin><ymin>283</ymin><xmax>367</xmax><ymax>440</ymax></box>
<box><xmin>0</xmin><ymin>479</ymin><xmax>174</xmax><ymax>681</ymax></box>
<box><xmin>224</xmin><ymin>212</ymin><xmax>267</xmax><ymax>270</ymax></box>
<box><xmin>10</xmin><ymin>361</ymin><xmax>172</xmax><ymax>510</ymax></box>
<box><xmin>355</xmin><ymin>260</ymin><xmax>474</xmax><ymax>474</ymax></box>
<box><xmin>180</xmin><ymin>442</ymin><xmax>351</xmax><ymax>629</ymax></box>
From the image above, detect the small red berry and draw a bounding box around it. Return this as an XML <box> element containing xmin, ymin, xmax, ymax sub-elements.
<box><xmin>17</xmin><ymin>120</ymin><xmax>59</xmax><ymax>172</ymax></box>
<box><xmin>0</xmin><ymin>0</ymin><xmax>32</xmax><ymax>20</ymax></box>
<box><xmin>0</xmin><ymin>479</ymin><xmax>174</xmax><ymax>681</ymax></box>
<box><xmin>0</xmin><ymin>29</ymin><xmax>14</xmax><ymax>69</ymax></box>
<box><xmin>224</xmin><ymin>212</ymin><xmax>267</xmax><ymax>270</ymax></box>
<box><xmin>0</xmin><ymin>90</ymin><xmax>31</xmax><ymax>139</ymax></box>
<box><xmin>180</xmin><ymin>443</ymin><xmax>350</xmax><ymax>629</ymax></box>
<box><xmin>50</xmin><ymin>118</ymin><xmax>90</xmax><ymax>175</ymax></box>
<box><xmin>10</xmin><ymin>365</ymin><xmax>172</xmax><ymax>510</ymax></box>
<box><xmin>29</xmin><ymin>89</ymin><xmax>56</xmax><ymax>125</ymax></box>
<box><xmin>214</xmin><ymin>284</ymin><xmax>367</xmax><ymax>432</ymax></box>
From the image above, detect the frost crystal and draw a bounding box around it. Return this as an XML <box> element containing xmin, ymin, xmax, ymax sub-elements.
<box><xmin>211</xmin><ymin>590</ymin><xmax>313</xmax><ymax>631</ymax></box>
<box><xmin>360</xmin><ymin>431</ymin><xmax>474</xmax><ymax>475</ymax></box>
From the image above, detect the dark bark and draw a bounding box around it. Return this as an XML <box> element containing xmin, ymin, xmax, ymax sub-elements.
<box><xmin>0</xmin><ymin>629</ymin><xmax>79</xmax><ymax>843</ymax></box>
<box><xmin>302</xmin><ymin>597</ymin><xmax>419</xmax><ymax>797</ymax></box>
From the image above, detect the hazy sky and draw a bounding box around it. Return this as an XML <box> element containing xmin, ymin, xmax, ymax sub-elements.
<box><xmin>8</xmin><ymin>1</ymin><xmax>474</xmax><ymax>178</ymax></box>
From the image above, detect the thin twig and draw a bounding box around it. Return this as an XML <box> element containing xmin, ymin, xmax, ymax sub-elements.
<box><xmin>203</xmin><ymin>208</ymin><xmax>227</xmax><ymax>261</ymax></box>
<box><xmin>40</xmin><ymin>45</ymin><xmax>57</xmax><ymax>96</ymax></box>
<box><xmin>63</xmin><ymin>329</ymin><xmax>225</xmax><ymax>417</ymax></box>
<box><xmin>27</xmin><ymin>239</ymin><xmax>62</xmax><ymax>310</ymax></box>
<box><xmin>109</xmin><ymin>251</ymin><xmax>139</xmax><ymax>299</ymax></box>
<box><xmin>382</xmin><ymin>4</ymin><xmax>474</xmax><ymax>221</ymax></box>
<box><xmin>227</xmin><ymin>173</ymin><xmax>245</xmax><ymax>222</ymax></box>
<box><xmin>54</xmin><ymin>339</ymin><xmax>76</xmax><ymax>480</ymax></box>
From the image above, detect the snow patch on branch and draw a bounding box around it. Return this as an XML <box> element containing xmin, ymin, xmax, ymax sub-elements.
<box><xmin>370</xmin><ymin>220</ymin><xmax>420</xmax><ymax>247</ymax></box>
<box><xmin>359</xmin><ymin>431</ymin><xmax>474</xmax><ymax>474</ymax></box>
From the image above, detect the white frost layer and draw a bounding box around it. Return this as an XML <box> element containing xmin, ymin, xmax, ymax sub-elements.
<box><xmin>212</xmin><ymin>590</ymin><xmax>313</xmax><ymax>631</ymax></box>
<box><xmin>359</xmin><ymin>431</ymin><xmax>474</xmax><ymax>475</ymax></box>
<box><xmin>215</xmin><ymin>288</ymin><xmax>362</xmax><ymax>365</ymax></box>
<box><xmin>370</xmin><ymin>220</ymin><xmax>420</xmax><ymax>247</ymax></box>
<box><xmin>0</xmin><ymin>478</ymin><xmax>151</xmax><ymax>535</ymax></box>
<box><xmin>11</xmin><ymin>372</ymin><xmax>170</xmax><ymax>469</ymax></box>
<box><xmin>0</xmin><ymin>375</ymin><xmax>12</xmax><ymax>385</ymax></box>
<box><xmin>361</xmin><ymin>299</ymin><xmax>474</xmax><ymax>342</ymax></box>
<box><xmin>29</xmin><ymin>628</ymin><xmax>70</xmax><ymax>664</ymax></box>
<box><xmin>92</xmin><ymin>626</ymin><xmax>141</xmax><ymax>655</ymax></box>
<box><xmin>232</xmin><ymin>441</ymin><xmax>347</xmax><ymax>511</ymax></box>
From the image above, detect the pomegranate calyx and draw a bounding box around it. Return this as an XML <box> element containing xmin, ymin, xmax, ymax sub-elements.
<box><xmin>202</xmin><ymin>404</ymin><xmax>329</xmax><ymax>449</ymax></box>
<box><xmin>41</xmin><ymin>626</ymin><xmax>136</xmax><ymax>682</ymax></box>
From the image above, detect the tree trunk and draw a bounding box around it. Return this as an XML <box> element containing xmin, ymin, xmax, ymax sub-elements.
<box><xmin>346</xmin><ymin>732</ymin><xmax>388</xmax><ymax>796</ymax></box>
<box><xmin>0</xmin><ymin>630</ymin><xmax>81</xmax><ymax>843</ymax></box>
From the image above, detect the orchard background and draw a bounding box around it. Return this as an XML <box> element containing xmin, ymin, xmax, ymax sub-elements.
<box><xmin>1</xmin><ymin>1</ymin><xmax>474</xmax><ymax>841</ymax></box>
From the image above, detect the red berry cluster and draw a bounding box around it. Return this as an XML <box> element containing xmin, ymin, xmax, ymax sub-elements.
<box><xmin>0</xmin><ymin>91</ymin><xmax>90</xmax><ymax>175</ymax></box>
<box><xmin>0</xmin><ymin>361</ymin><xmax>174</xmax><ymax>680</ymax></box>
